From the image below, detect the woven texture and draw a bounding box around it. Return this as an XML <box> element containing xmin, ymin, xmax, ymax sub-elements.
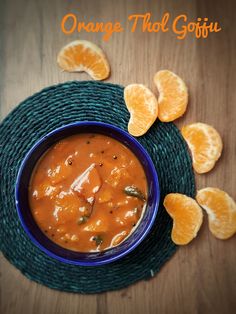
<box><xmin>0</xmin><ymin>81</ymin><xmax>195</xmax><ymax>293</ymax></box>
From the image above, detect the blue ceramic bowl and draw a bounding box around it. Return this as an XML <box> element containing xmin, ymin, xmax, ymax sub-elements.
<box><xmin>15</xmin><ymin>122</ymin><xmax>160</xmax><ymax>266</ymax></box>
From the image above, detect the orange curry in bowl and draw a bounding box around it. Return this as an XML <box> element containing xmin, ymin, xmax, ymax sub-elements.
<box><xmin>29</xmin><ymin>133</ymin><xmax>147</xmax><ymax>252</ymax></box>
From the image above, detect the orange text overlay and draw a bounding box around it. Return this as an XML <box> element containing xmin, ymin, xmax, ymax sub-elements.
<box><xmin>61</xmin><ymin>12</ymin><xmax>222</xmax><ymax>41</ymax></box>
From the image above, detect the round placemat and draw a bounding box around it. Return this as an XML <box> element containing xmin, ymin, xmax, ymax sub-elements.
<box><xmin>0</xmin><ymin>81</ymin><xmax>195</xmax><ymax>293</ymax></box>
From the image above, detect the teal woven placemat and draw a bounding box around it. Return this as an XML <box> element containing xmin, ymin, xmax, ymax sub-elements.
<box><xmin>0</xmin><ymin>81</ymin><xmax>195</xmax><ymax>293</ymax></box>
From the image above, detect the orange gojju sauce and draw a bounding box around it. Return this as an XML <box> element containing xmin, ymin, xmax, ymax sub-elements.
<box><xmin>29</xmin><ymin>133</ymin><xmax>147</xmax><ymax>252</ymax></box>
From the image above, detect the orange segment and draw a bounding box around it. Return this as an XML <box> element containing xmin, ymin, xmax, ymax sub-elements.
<box><xmin>57</xmin><ymin>40</ymin><xmax>110</xmax><ymax>80</ymax></box>
<box><xmin>83</xmin><ymin>214</ymin><xmax>109</xmax><ymax>232</ymax></box>
<box><xmin>164</xmin><ymin>193</ymin><xmax>203</xmax><ymax>245</ymax></box>
<box><xmin>32</xmin><ymin>181</ymin><xmax>60</xmax><ymax>200</ymax></box>
<box><xmin>181</xmin><ymin>123</ymin><xmax>223</xmax><ymax>174</ymax></box>
<box><xmin>154</xmin><ymin>70</ymin><xmax>188</xmax><ymax>122</ymax></box>
<box><xmin>111</xmin><ymin>231</ymin><xmax>128</xmax><ymax>246</ymax></box>
<box><xmin>124</xmin><ymin>84</ymin><xmax>158</xmax><ymax>136</ymax></box>
<box><xmin>54</xmin><ymin>192</ymin><xmax>92</xmax><ymax>224</ymax></box>
<box><xmin>48</xmin><ymin>161</ymin><xmax>73</xmax><ymax>184</ymax></box>
<box><xmin>196</xmin><ymin>188</ymin><xmax>236</xmax><ymax>240</ymax></box>
<box><xmin>71</xmin><ymin>164</ymin><xmax>102</xmax><ymax>200</ymax></box>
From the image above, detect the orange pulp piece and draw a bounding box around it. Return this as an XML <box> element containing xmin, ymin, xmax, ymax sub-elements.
<box><xmin>164</xmin><ymin>193</ymin><xmax>203</xmax><ymax>245</ymax></box>
<box><xmin>124</xmin><ymin>84</ymin><xmax>158</xmax><ymax>136</ymax></box>
<box><xmin>181</xmin><ymin>123</ymin><xmax>223</xmax><ymax>174</ymax></box>
<box><xmin>154</xmin><ymin>70</ymin><xmax>188</xmax><ymax>122</ymax></box>
<box><xmin>57</xmin><ymin>40</ymin><xmax>110</xmax><ymax>80</ymax></box>
<box><xmin>71</xmin><ymin>163</ymin><xmax>102</xmax><ymax>200</ymax></box>
<box><xmin>196</xmin><ymin>188</ymin><xmax>236</xmax><ymax>239</ymax></box>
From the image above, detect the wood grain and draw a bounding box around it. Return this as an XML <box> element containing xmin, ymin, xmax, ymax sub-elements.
<box><xmin>1</xmin><ymin>0</ymin><xmax>236</xmax><ymax>313</ymax></box>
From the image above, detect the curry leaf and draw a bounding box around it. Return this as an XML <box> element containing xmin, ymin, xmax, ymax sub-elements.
<box><xmin>124</xmin><ymin>185</ymin><xmax>146</xmax><ymax>201</ymax></box>
<box><xmin>93</xmin><ymin>235</ymin><xmax>103</xmax><ymax>246</ymax></box>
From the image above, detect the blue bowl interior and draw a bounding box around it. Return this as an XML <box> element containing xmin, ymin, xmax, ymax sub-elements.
<box><xmin>15</xmin><ymin>122</ymin><xmax>160</xmax><ymax>265</ymax></box>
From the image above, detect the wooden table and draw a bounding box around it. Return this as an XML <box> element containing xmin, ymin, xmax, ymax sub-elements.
<box><xmin>1</xmin><ymin>0</ymin><xmax>235</xmax><ymax>313</ymax></box>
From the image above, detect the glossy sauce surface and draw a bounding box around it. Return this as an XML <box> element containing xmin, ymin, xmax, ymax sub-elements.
<box><xmin>29</xmin><ymin>133</ymin><xmax>147</xmax><ymax>252</ymax></box>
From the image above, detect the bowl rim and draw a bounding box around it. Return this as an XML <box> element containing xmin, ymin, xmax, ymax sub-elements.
<box><xmin>15</xmin><ymin>121</ymin><xmax>160</xmax><ymax>266</ymax></box>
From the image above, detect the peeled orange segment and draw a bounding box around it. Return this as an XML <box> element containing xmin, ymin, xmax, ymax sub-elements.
<box><xmin>54</xmin><ymin>192</ymin><xmax>92</xmax><ymax>224</ymax></box>
<box><xmin>164</xmin><ymin>193</ymin><xmax>203</xmax><ymax>245</ymax></box>
<box><xmin>124</xmin><ymin>84</ymin><xmax>158</xmax><ymax>136</ymax></box>
<box><xmin>71</xmin><ymin>164</ymin><xmax>102</xmax><ymax>199</ymax></box>
<box><xmin>196</xmin><ymin>188</ymin><xmax>236</xmax><ymax>240</ymax></box>
<box><xmin>154</xmin><ymin>70</ymin><xmax>188</xmax><ymax>122</ymax></box>
<box><xmin>57</xmin><ymin>40</ymin><xmax>110</xmax><ymax>80</ymax></box>
<box><xmin>181</xmin><ymin>123</ymin><xmax>223</xmax><ymax>174</ymax></box>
